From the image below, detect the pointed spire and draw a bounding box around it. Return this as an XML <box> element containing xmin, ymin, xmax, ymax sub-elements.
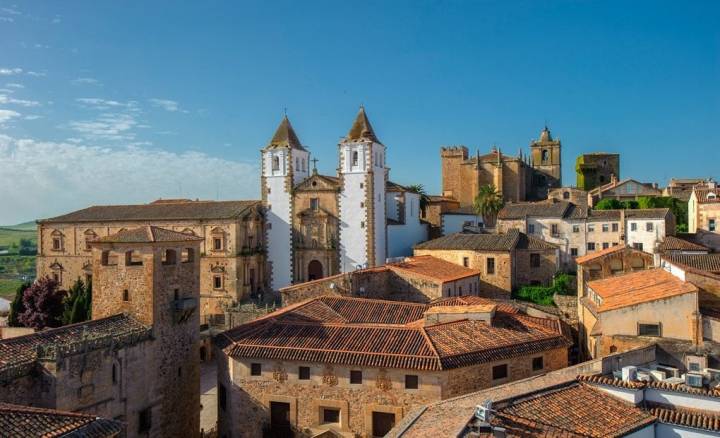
<box><xmin>345</xmin><ymin>106</ymin><xmax>379</xmax><ymax>143</ymax></box>
<box><xmin>539</xmin><ymin>125</ymin><xmax>552</xmax><ymax>142</ymax></box>
<box><xmin>265</xmin><ymin>115</ymin><xmax>307</xmax><ymax>151</ymax></box>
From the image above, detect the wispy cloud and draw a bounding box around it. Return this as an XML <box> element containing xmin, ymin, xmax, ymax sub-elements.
<box><xmin>24</xmin><ymin>114</ymin><xmax>41</xmax><ymax>120</ymax></box>
<box><xmin>68</xmin><ymin>113</ymin><xmax>139</xmax><ymax>141</ymax></box>
<box><xmin>34</xmin><ymin>43</ymin><xmax>51</xmax><ymax>49</ymax></box>
<box><xmin>0</xmin><ymin>7</ymin><xmax>21</xmax><ymax>16</ymax></box>
<box><xmin>76</xmin><ymin>97</ymin><xmax>138</xmax><ymax>110</ymax></box>
<box><xmin>0</xmin><ymin>16</ymin><xmax>13</xmax><ymax>22</ymax></box>
<box><xmin>0</xmin><ymin>94</ymin><xmax>40</xmax><ymax>107</ymax></box>
<box><xmin>6</xmin><ymin>83</ymin><xmax>24</xmax><ymax>89</ymax></box>
<box><xmin>26</xmin><ymin>71</ymin><xmax>46</xmax><ymax>77</ymax></box>
<box><xmin>0</xmin><ymin>68</ymin><xmax>22</xmax><ymax>75</ymax></box>
<box><xmin>0</xmin><ymin>109</ymin><xmax>21</xmax><ymax>124</ymax></box>
<box><xmin>0</xmin><ymin>134</ymin><xmax>260</xmax><ymax>224</ymax></box>
<box><xmin>149</xmin><ymin>98</ymin><xmax>188</xmax><ymax>113</ymax></box>
<box><xmin>72</xmin><ymin>77</ymin><xmax>102</xmax><ymax>86</ymax></box>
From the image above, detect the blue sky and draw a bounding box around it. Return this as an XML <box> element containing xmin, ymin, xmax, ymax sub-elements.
<box><xmin>0</xmin><ymin>0</ymin><xmax>718</xmax><ymax>224</ymax></box>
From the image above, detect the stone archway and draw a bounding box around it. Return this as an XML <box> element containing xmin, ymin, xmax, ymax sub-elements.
<box><xmin>308</xmin><ymin>260</ymin><xmax>324</xmax><ymax>281</ymax></box>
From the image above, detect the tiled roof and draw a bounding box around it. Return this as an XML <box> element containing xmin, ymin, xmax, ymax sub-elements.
<box><xmin>663</xmin><ymin>253</ymin><xmax>720</xmax><ymax>274</ymax></box>
<box><xmin>388</xmin><ymin>256</ymin><xmax>480</xmax><ymax>283</ymax></box>
<box><xmin>586</xmin><ymin>268</ymin><xmax>697</xmax><ymax>312</ymax></box>
<box><xmin>497</xmin><ymin>200</ymin><xmax>573</xmax><ymax>220</ymax></box>
<box><xmin>649</xmin><ymin>404</ymin><xmax>720</xmax><ymax>431</ymax></box>
<box><xmin>218</xmin><ymin>296</ymin><xmax>569</xmax><ymax>371</ymax></box>
<box><xmin>0</xmin><ymin>403</ymin><xmax>123</xmax><ymax>438</ymax></box>
<box><xmin>515</xmin><ymin>233</ymin><xmax>558</xmax><ymax>250</ymax></box>
<box><xmin>486</xmin><ymin>382</ymin><xmax>655</xmax><ymax>437</ymax></box>
<box><xmin>575</xmin><ymin>243</ymin><xmax>630</xmax><ymax>264</ymax></box>
<box><xmin>430</xmin><ymin>296</ymin><xmax>519</xmax><ymax>314</ymax></box>
<box><xmin>586</xmin><ymin>209</ymin><xmax>621</xmax><ymax>221</ymax></box>
<box><xmin>264</xmin><ymin>115</ymin><xmax>307</xmax><ymax>151</ymax></box>
<box><xmin>693</xmin><ymin>188</ymin><xmax>720</xmax><ymax>204</ymax></box>
<box><xmin>578</xmin><ymin>374</ymin><xmax>720</xmax><ymax>398</ymax></box>
<box><xmin>386</xmin><ymin>181</ymin><xmax>410</xmax><ymax>192</ymax></box>
<box><xmin>414</xmin><ymin>229</ymin><xmax>520</xmax><ymax>251</ymax></box>
<box><xmin>442</xmin><ymin>206</ymin><xmax>478</xmax><ymax>215</ymax></box>
<box><xmin>95</xmin><ymin>225</ymin><xmax>203</xmax><ymax>243</ymax></box>
<box><xmin>624</xmin><ymin>208</ymin><xmax>671</xmax><ymax>219</ymax></box>
<box><xmin>344</xmin><ymin>106</ymin><xmax>379</xmax><ymax>143</ymax></box>
<box><xmin>658</xmin><ymin>235</ymin><xmax>709</xmax><ymax>252</ymax></box>
<box><xmin>39</xmin><ymin>200</ymin><xmax>261</xmax><ymax>223</ymax></box>
<box><xmin>0</xmin><ymin>314</ymin><xmax>151</xmax><ymax>380</ymax></box>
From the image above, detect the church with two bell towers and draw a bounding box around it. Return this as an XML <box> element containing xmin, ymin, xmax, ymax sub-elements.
<box><xmin>261</xmin><ymin>107</ymin><xmax>424</xmax><ymax>291</ymax></box>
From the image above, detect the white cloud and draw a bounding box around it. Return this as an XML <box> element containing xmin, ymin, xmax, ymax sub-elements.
<box><xmin>6</xmin><ymin>83</ymin><xmax>24</xmax><ymax>89</ymax></box>
<box><xmin>68</xmin><ymin>113</ymin><xmax>138</xmax><ymax>140</ymax></box>
<box><xmin>149</xmin><ymin>98</ymin><xmax>187</xmax><ymax>113</ymax></box>
<box><xmin>0</xmin><ymin>109</ymin><xmax>21</xmax><ymax>124</ymax></box>
<box><xmin>26</xmin><ymin>71</ymin><xmax>46</xmax><ymax>77</ymax></box>
<box><xmin>76</xmin><ymin>97</ymin><xmax>136</xmax><ymax>110</ymax></box>
<box><xmin>1</xmin><ymin>7</ymin><xmax>21</xmax><ymax>15</ymax></box>
<box><xmin>24</xmin><ymin>115</ymin><xmax>41</xmax><ymax>120</ymax></box>
<box><xmin>0</xmin><ymin>68</ymin><xmax>22</xmax><ymax>75</ymax></box>
<box><xmin>34</xmin><ymin>44</ymin><xmax>51</xmax><ymax>49</ymax></box>
<box><xmin>0</xmin><ymin>134</ymin><xmax>260</xmax><ymax>224</ymax></box>
<box><xmin>0</xmin><ymin>94</ymin><xmax>40</xmax><ymax>107</ymax></box>
<box><xmin>72</xmin><ymin>77</ymin><xmax>102</xmax><ymax>86</ymax></box>
<box><xmin>0</xmin><ymin>16</ymin><xmax>13</xmax><ymax>22</ymax></box>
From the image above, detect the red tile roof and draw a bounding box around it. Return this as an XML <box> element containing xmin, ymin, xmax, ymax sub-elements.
<box><xmin>649</xmin><ymin>404</ymin><xmax>720</xmax><ymax>431</ymax></box>
<box><xmin>575</xmin><ymin>243</ymin><xmax>629</xmax><ymax>264</ymax></box>
<box><xmin>0</xmin><ymin>403</ymin><xmax>122</xmax><ymax>437</ymax></box>
<box><xmin>218</xmin><ymin>296</ymin><xmax>569</xmax><ymax>371</ymax></box>
<box><xmin>586</xmin><ymin>268</ymin><xmax>698</xmax><ymax>312</ymax></box>
<box><xmin>693</xmin><ymin>188</ymin><xmax>720</xmax><ymax>204</ymax></box>
<box><xmin>387</xmin><ymin>255</ymin><xmax>480</xmax><ymax>283</ymax></box>
<box><xmin>658</xmin><ymin>235</ymin><xmax>710</xmax><ymax>252</ymax></box>
<box><xmin>95</xmin><ymin>225</ymin><xmax>204</xmax><ymax>243</ymax></box>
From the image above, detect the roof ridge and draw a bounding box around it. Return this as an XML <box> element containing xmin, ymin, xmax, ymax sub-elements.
<box><xmin>230</xmin><ymin>343</ymin><xmax>438</xmax><ymax>359</ymax></box>
<box><xmin>419</xmin><ymin>325</ymin><xmax>442</xmax><ymax>364</ymax></box>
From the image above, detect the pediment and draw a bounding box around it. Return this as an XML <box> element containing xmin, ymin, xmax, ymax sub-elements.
<box><xmin>294</xmin><ymin>174</ymin><xmax>340</xmax><ymax>192</ymax></box>
<box><xmin>210</xmin><ymin>264</ymin><xmax>226</xmax><ymax>273</ymax></box>
<box><xmin>49</xmin><ymin>260</ymin><xmax>64</xmax><ymax>270</ymax></box>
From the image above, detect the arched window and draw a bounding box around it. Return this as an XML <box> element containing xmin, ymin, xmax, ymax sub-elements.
<box><xmin>352</xmin><ymin>151</ymin><xmax>359</xmax><ymax>166</ymax></box>
<box><xmin>162</xmin><ymin>249</ymin><xmax>177</xmax><ymax>265</ymax></box>
<box><xmin>630</xmin><ymin>257</ymin><xmax>645</xmax><ymax>270</ymax></box>
<box><xmin>51</xmin><ymin>230</ymin><xmax>64</xmax><ymax>251</ymax></box>
<box><xmin>272</xmin><ymin>155</ymin><xmax>280</xmax><ymax>171</ymax></box>
<box><xmin>181</xmin><ymin>248</ymin><xmax>194</xmax><ymax>263</ymax></box>
<box><xmin>609</xmin><ymin>259</ymin><xmax>623</xmax><ymax>275</ymax></box>
<box><xmin>125</xmin><ymin>250</ymin><xmax>143</xmax><ymax>266</ymax></box>
<box><xmin>84</xmin><ymin>229</ymin><xmax>97</xmax><ymax>251</ymax></box>
<box><xmin>541</xmin><ymin>149</ymin><xmax>549</xmax><ymax>162</ymax></box>
<box><xmin>563</xmin><ymin>191</ymin><xmax>570</xmax><ymax>199</ymax></box>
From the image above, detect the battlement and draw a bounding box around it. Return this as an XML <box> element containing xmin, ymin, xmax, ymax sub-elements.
<box><xmin>440</xmin><ymin>145</ymin><xmax>469</xmax><ymax>159</ymax></box>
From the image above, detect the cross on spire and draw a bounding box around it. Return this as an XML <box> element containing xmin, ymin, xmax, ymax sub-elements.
<box><xmin>311</xmin><ymin>157</ymin><xmax>319</xmax><ymax>174</ymax></box>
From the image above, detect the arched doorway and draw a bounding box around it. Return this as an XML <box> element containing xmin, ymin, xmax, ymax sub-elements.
<box><xmin>308</xmin><ymin>260</ymin><xmax>323</xmax><ymax>281</ymax></box>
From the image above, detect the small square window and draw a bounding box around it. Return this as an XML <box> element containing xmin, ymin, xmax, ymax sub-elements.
<box><xmin>572</xmin><ymin>225</ymin><xmax>580</xmax><ymax>233</ymax></box>
<box><xmin>612</xmin><ymin>223</ymin><xmax>619</xmax><ymax>232</ymax></box>
<box><xmin>638</xmin><ymin>323</ymin><xmax>660</xmax><ymax>337</ymax></box>
<box><xmin>532</xmin><ymin>356</ymin><xmax>544</xmax><ymax>371</ymax></box>
<box><xmin>405</xmin><ymin>375</ymin><xmax>419</xmax><ymax>389</ymax></box>
<box><xmin>587</xmin><ymin>242</ymin><xmax>596</xmax><ymax>251</ymax></box>
<box><xmin>350</xmin><ymin>370</ymin><xmax>362</xmax><ymax>384</ymax></box>
<box><xmin>633</xmin><ymin>242</ymin><xmax>644</xmax><ymax>251</ymax></box>
<box><xmin>52</xmin><ymin>238</ymin><xmax>62</xmax><ymax>250</ymax></box>
<box><xmin>323</xmin><ymin>408</ymin><xmax>340</xmax><ymax>424</ymax></box>
<box><xmin>530</xmin><ymin>253</ymin><xmax>540</xmax><ymax>268</ymax></box>
<box><xmin>602</xmin><ymin>224</ymin><xmax>609</xmax><ymax>232</ymax></box>
<box><xmin>689</xmin><ymin>362</ymin><xmax>701</xmax><ymax>372</ymax></box>
<box><xmin>646</xmin><ymin>222</ymin><xmax>654</xmax><ymax>232</ymax></box>
<box><xmin>486</xmin><ymin>257</ymin><xmax>495</xmax><ymax>275</ymax></box>
<box><xmin>603</xmin><ymin>242</ymin><xmax>609</xmax><ymax>249</ymax></box>
<box><xmin>588</xmin><ymin>224</ymin><xmax>595</xmax><ymax>232</ymax></box>
<box><xmin>492</xmin><ymin>364</ymin><xmax>508</xmax><ymax>380</ymax></box>
<box><xmin>250</xmin><ymin>363</ymin><xmax>262</xmax><ymax>376</ymax></box>
<box><xmin>463</xmin><ymin>257</ymin><xmax>469</xmax><ymax>267</ymax></box>
<box><xmin>299</xmin><ymin>366</ymin><xmax>310</xmax><ymax>380</ymax></box>
<box><xmin>631</xmin><ymin>222</ymin><xmax>638</xmax><ymax>231</ymax></box>
<box><xmin>123</xmin><ymin>289</ymin><xmax>129</xmax><ymax>302</ymax></box>
<box><xmin>570</xmin><ymin>248</ymin><xmax>578</xmax><ymax>257</ymax></box>
<box><xmin>213</xmin><ymin>275</ymin><xmax>223</xmax><ymax>290</ymax></box>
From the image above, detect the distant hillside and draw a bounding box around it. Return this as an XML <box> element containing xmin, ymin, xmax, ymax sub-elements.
<box><xmin>0</xmin><ymin>221</ymin><xmax>37</xmax><ymax>231</ymax></box>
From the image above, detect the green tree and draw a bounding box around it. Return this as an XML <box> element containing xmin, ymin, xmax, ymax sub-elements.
<box><xmin>473</xmin><ymin>184</ymin><xmax>504</xmax><ymax>227</ymax></box>
<box><xmin>594</xmin><ymin>198</ymin><xmax>623</xmax><ymax>210</ymax></box>
<box><xmin>406</xmin><ymin>184</ymin><xmax>431</xmax><ymax>213</ymax></box>
<box><xmin>8</xmin><ymin>281</ymin><xmax>30</xmax><ymax>327</ymax></box>
<box><xmin>62</xmin><ymin>278</ymin><xmax>92</xmax><ymax>325</ymax></box>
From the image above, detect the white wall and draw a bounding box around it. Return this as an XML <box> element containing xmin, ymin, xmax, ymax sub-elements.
<box><xmin>441</xmin><ymin>214</ymin><xmax>482</xmax><ymax>235</ymax></box>
<box><xmin>264</xmin><ymin>149</ymin><xmax>293</xmax><ymax>290</ymax></box>
<box><xmin>655</xmin><ymin>423</ymin><xmax>720</xmax><ymax>438</ymax></box>
<box><xmin>626</xmin><ymin>219</ymin><xmax>666</xmax><ymax>254</ymax></box>
<box><xmin>372</xmin><ymin>143</ymin><xmax>387</xmax><ymax>266</ymax></box>
<box><xmin>623</xmin><ymin>426</ymin><xmax>655</xmax><ymax>438</ymax></box>
<box><xmin>387</xmin><ymin>193</ymin><xmax>427</xmax><ymax>258</ymax></box>
<box><xmin>594</xmin><ymin>385</ymin><xmax>645</xmax><ymax>404</ymax></box>
<box><xmin>645</xmin><ymin>388</ymin><xmax>720</xmax><ymax>412</ymax></box>
<box><xmin>386</xmin><ymin>192</ymin><xmax>400</xmax><ymax>222</ymax></box>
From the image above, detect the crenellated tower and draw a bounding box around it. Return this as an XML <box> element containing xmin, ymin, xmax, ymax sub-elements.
<box><xmin>338</xmin><ymin>107</ymin><xmax>387</xmax><ymax>271</ymax></box>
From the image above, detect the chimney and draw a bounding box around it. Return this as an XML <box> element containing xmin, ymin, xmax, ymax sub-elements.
<box><xmin>423</xmin><ymin>304</ymin><xmax>497</xmax><ymax>326</ymax></box>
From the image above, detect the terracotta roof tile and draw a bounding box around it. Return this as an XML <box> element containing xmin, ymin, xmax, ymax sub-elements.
<box><xmin>414</xmin><ymin>229</ymin><xmax>520</xmax><ymax>251</ymax></box>
<box><xmin>663</xmin><ymin>253</ymin><xmax>720</xmax><ymax>274</ymax></box>
<box><xmin>0</xmin><ymin>403</ymin><xmax>123</xmax><ymax>438</ymax></box>
<box><xmin>387</xmin><ymin>255</ymin><xmax>480</xmax><ymax>283</ymax></box>
<box><xmin>624</xmin><ymin>208</ymin><xmax>671</xmax><ymax>219</ymax></box>
<box><xmin>39</xmin><ymin>199</ymin><xmax>261</xmax><ymax>223</ymax></box>
<box><xmin>498</xmin><ymin>200</ymin><xmax>575</xmax><ymax>220</ymax></box>
<box><xmin>219</xmin><ymin>296</ymin><xmax>569</xmax><ymax>371</ymax></box>
<box><xmin>658</xmin><ymin>235</ymin><xmax>710</xmax><ymax>252</ymax></box>
<box><xmin>586</xmin><ymin>268</ymin><xmax>697</xmax><ymax>312</ymax></box>
<box><xmin>649</xmin><ymin>404</ymin><xmax>720</xmax><ymax>431</ymax></box>
<box><xmin>95</xmin><ymin>225</ymin><xmax>203</xmax><ymax>243</ymax></box>
<box><xmin>693</xmin><ymin>188</ymin><xmax>720</xmax><ymax>204</ymax></box>
<box><xmin>575</xmin><ymin>243</ymin><xmax>629</xmax><ymax>264</ymax></box>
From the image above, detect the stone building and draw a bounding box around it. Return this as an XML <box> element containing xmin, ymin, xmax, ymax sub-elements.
<box><xmin>439</xmin><ymin>127</ymin><xmax>563</xmax><ymax>207</ymax></box>
<box><xmin>279</xmin><ymin>255</ymin><xmax>481</xmax><ymax>306</ymax></box>
<box><xmin>548</xmin><ymin>186</ymin><xmax>588</xmax><ymax>208</ymax></box>
<box><xmin>587</xmin><ymin>176</ymin><xmax>662</xmax><ymax>207</ymax></box>
<box><xmin>663</xmin><ymin>177</ymin><xmax>716</xmax><ymax>201</ymax></box>
<box><xmin>413</xmin><ymin>229</ymin><xmax>559</xmax><ymax>296</ymax></box>
<box><xmin>422</xmin><ymin>196</ymin><xmax>461</xmax><ymax>239</ymax></box>
<box><xmin>689</xmin><ymin>184</ymin><xmax>720</xmax><ymax>233</ymax></box>
<box><xmin>215</xmin><ymin>295</ymin><xmax>570</xmax><ymax>438</ymax></box>
<box><xmin>1</xmin><ymin>226</ymin><xmax>201</xmax><ymax>438</ymax></box>
<box><xmin>575</xmin><ymin>153</ymin><xmax>620</xmax><ymax>191</ymax></box>
<box><xmin>36</xmin><ymin>200</ymin><xmax>265</xmax><ymax>319</ymax></box>
<box><xmin>0</xmin><ymin>402</ymin><xmax>123</xmax><ymax>437</ymax></box>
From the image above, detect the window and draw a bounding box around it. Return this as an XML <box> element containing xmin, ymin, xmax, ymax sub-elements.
<box><xmin>551</xmin><ymin>224</ymin><xmax>558</xmax><ymax>236</ymax></box>
<box><xmin>250</xmin><ymin>363</ymin><xmax>262</xmax><ymax>376</ymax></box>
<box><xmin>644</xmin><ymin>222</ymin><xmax>653</xmax><ymax>232</ymax></box>
<box><xmin>213</xmin><ymin>275</ymin><xmax>223</xmax><ymax>290</ymax></box>
<box><xmin>602</xmin><ymin>224</ymin><xmax>609</xmax><ymax>232</ymax></box>
<box><xmin>633</xmin><ymin>242</ymin><xmax>644</xmax><ymax>251</ymax></box>
<box><xmin>161</xmin><ymin>249</ymin><xmax>176</xmax><ymax>265</ymax></box>
<box><xmin>360</xmin><ymin>182</ymin><xmax>364</xmax><ymax>189</ymax></box>
<box><xmin>612</xmin><ymin>223</ymin><xmax>619</xmax><ymax>232</ymax></box>
<box><xmin>587</xmin><ymin>242</ymin><xmax>596</xmax><ymax>251</ymax></box>
<box><xmin>710</xmin><ymin>219</ymin><xmax>716</xmax><ymax>231</ymax></box>
<box><xmin>602</xmin><ymin>242</ymin><xmax>609</xmax><ymax>249</ymax></box>
<box><xmin>360</xmin><ymin>221</ymin><xmax>365</xmax><ymax>228</ymax></box>
<box><xmin>463</xmin><ymin>257</ymin><xmax>469</xmax><ymax>267</ymax></box>
<box><xmin>570</xmin><ymin>248</ymin><xmax>578</xmax><ymax>257</ymax></box>
<box><xmin>541</xmin><ymin>149</ymin><xmax>549</xmax><ymax>162</ymax></box>
<box><xmin>530</xmin><ymin>253</ymin><xmax>540</xmax><ymax>268</ymax></box>
<box><xmin>112</xmin><ymin>363</ymin><xmax>118</xmax><ymax>384</ymax></box>
<box><xmin>405</xmin><ymin>374</ymin><xmax>419</xmax><ymax>389</ymax></box>
<box><xmin>572</xmin><ymin>225</ymin><xmax>580</xmax><ymax>233</ymax></box>
<box><xmin>272</xmin><ymin>155</ymin><xmax>280</xmax><ymax>171</ymax></box>
<box><xmin>492</xmin><ymin>364</ymin><xmax>508</xmax><ymax>380</ymax></box>
<box><xmin>310</xmin><ymin>198</ymin><xmax>319</xmax><ymax>210</ymax></box>
<box><xmin>360</xmin><ymin>202</ymin><xmax>364</xmax><ymax>208</ymax></box>
<box><xmin>174</xmin><ymin>289</ymin><xmax>180</xmax><ymax>301</ymax></box>
<box><xmin>123</xmin><ymin>289</ymin><xmax>129</xmax><ymax>302</ymax></box>
<box><xmin>298</xmin><ymin>366</ymin><xmax>310</xmax><ymax>380</ymax></box>
<box><xmin>323</xmin><ymin>408</ymin><xmax>340</xmax><ymax>424</ymax></box>
<box><xmin>138</xmin><ymin>408</ymin><xmax>152</xmax><ymax>433</ymax></box>
<box><xmin>213</xmin><ymin>237</ymin><xmax>223</xmax><ymax>251</ymax></box>
<box><xmin>528</xmin><ymin>224</ymin><xmax>535</xmax><ymax>234</ymax></box>
<box><xmin>486</xmin><ymin>257</ymin><xmax>495</xmax><ymax>275</ymax></box>
<box><xmin>689</xmin><ymin>362</ymin><xmax>701</xmax><ymax>372</ymax></box>
<box><xmin>630</xmin><ymin>222</ymin><xmax>637</xmax><ymax>231</ymax></box>
<box><xmin>218</xmin><ymin>383</ymin><xmax>227</xmax><ymax>411</ymax></box>
<box><xmin>350</xmin><ymin>370</ymin><xmax>362</xmax><ymax>384</ymax></box>
<box><xmin>352</xmin><ymin>151</ymin><xmax>359</xmax><ymax>166</ymax></box>
<box><xmin>532</xmin><ymin>356</ymin><xmax>544</xmax><ymax>371</ymax></box>
<box><xmin>181</xmin><ymin>248</ymin><xmax>194</xmax><ymax>263</ymax></box>
<box><xmin>588</xmin><ymin>224</ymin><xmax>595</xmax><ymax>232</ymax></box>
<box><xmin>563</xmin><ymin>191</ymin><xmax>570</xmax><ymax>199</ymax></box>
<box><xmin>638</xmin><ymin>323</ymin><xmax>661</xmax><ymax>337</ymax></box>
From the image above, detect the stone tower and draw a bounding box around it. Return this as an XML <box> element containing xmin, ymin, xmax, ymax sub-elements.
<box><xmin>338</xmin><ymin>106</ymin><xmax>387</xmax><ymax>271</ymax></box>
<box><xmin>261</xmin><ymin>116</ymin><xmax>310</xmax><ymax>291</ymax></box>
<box><xmin>530</xmin><ymin>126</ymin><xmax>562</xmax><ymax>195</ymax></box>
<box><xmin>91</xmin><ymin>226</ymin><xmax>202</xmax><ymax>438</ymax></box>
<box><xmin>576</xmin><ymin>153</ymin><xmax>621</xmax><ymax>191</ymax></box>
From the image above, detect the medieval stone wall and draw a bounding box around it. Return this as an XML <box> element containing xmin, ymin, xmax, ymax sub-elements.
<box><xmin>513</xmin><ymin>248</ymin><xmax>558</xmax><ymax>287</ymax></box>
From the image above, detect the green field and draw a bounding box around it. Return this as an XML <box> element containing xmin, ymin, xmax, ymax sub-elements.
<box><xmin>0</xmin><ymin>221</ymin><xmax>36</xmax><ymax>299</ymax></box>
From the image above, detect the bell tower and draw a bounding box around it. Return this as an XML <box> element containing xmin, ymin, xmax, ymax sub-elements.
<box><xmin>530</xmin><ymin>126</ymin><xmax>562</xmax><ymax>196</ymax></box>
<box><xmin>338</xmin><ymin>106</ymin><xmax>387</xmax><ymax>271</ymax></box>
<box><xmin>261</xmin><ymin>116</ymin><xmax>309</xmax><ymax>290</ymax></box>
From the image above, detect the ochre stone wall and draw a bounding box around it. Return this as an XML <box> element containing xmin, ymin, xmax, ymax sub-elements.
<box><xmin>513</xmin><ymin>248</ymin><xmax>557</xmax><ymax>287</ymax></box>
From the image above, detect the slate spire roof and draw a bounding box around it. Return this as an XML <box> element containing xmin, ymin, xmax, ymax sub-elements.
<box><xmin>344</xmin><ymin>106</ymin><xmax>380</xmax><ymax>144</ymax></box>
<box><xmin>265</xmin><ymin>115</ymin><xmax>307</xmax><ymax>151</ymax></box>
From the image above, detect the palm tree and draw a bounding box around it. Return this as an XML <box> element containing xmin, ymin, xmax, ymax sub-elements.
<box><xmin>473</xmin><ymin>184</ymin><xmax>504</xmax><ymax>227</ymax></box>
<box><xmin>406</xmin><ymin>184</ymin><xmax>431</xmax><ymax>214</ymax></box>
